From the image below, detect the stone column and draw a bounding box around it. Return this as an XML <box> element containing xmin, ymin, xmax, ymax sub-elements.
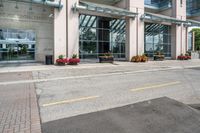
<box><xmin>54</xmin><ymin>0</ymin><xmax>79</xmax><ymax>63</ymax></box>
<box><xmin>66</xmin><ymin>0</ymin><xmax>79</xmax><ymax>58</ymax></box>
<box><xmin>192</xmin><ymin>31</ymin><xmax>195</xmax><ymax>51</ymax></box>
<box><xmin>126</xmin><ymin>0</ymin><xmax>144</xmax><ymax>61</ymax></box>
<box><xmin>171</xmin><ymin>0</ymin><xmax>187</xmax><ymax>59</ymax></box>
<box><xmin>54</xmin><ymin>0</ymin><xmax>67</xmax><ymax>62</ymax></box>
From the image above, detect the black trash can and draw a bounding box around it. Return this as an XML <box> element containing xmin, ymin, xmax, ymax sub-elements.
<box><xmin>45</xmin><ymin>55</ymin><xmax>53</xmax><ymax>65</ymax></box>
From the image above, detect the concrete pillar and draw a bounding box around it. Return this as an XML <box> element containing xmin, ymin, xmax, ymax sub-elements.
<box><xmin>171</xmin><ymin>0</ymin><xmax>187</xmax><ymax>59</ymax></box>
<box><xmin>54</xmin><ymin>0</ymin><xmax>67</xmax><ymax>62</ymax></box>
<box><xmin>54</xmin><ymin>0</ymin><xmax>79</xmax><ymax>62</ymax></box>
<box><xmin>192</xmin><ymin>31</ymin><xmax>195</xmax><ymax>51</ymax></box>
<box><xmin>126</xmin><ymin>0</ymin><xmax>144</xmax><ymax>61</ymax></box>
<box><xmin>66</xmin><ymin>0</ymin><xmax>79</xmax><ymax>58</ymax></box>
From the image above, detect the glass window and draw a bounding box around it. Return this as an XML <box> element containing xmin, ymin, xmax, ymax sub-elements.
<box><xmin>82</xmin><ymin>28</ymin><xmax>97</xmax><ymax>41</ymax></box>
<box><xmin>145</xmin><ymin>23</ymin><xmax>171</xmax><ymax>57</ymax></box>
<box><xmin>0</xmin><ymin>29</ymin><xmax>36</xmax><ymax>61</ymax></box>
<box><xmin>79</xmin><ymin>14</ymin><xmax>126</xmax><ymax>59</ymax></box>
<box><xmin>188</xmin><ymin>32</ymin><xmax>193</xmax><ymax>51</ymax></box>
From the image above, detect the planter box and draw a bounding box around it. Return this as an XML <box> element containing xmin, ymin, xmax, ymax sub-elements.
<box><xmin>191</xmin><ymin>52</ymin><xmax>200</xmax><ymax>59</ymax></box>
<box><xmin>68</xmin><ymin>62</ymin><xmax>78</xmax><ymax>65</ymax></box>
<box><xmin>153</xmin><ymin>55</ymin><xmax>165</xmax><ymax>61</ymax></box>
<box><xmin>99</xmin><ymin>56</ymin><xmax>114</xmax><ymax>63</ymax></box>
<box><xmin>57</xmin><ymin>62</ymin><xmax>66</xmax><ymax>66</ymax></box>
<box><xmin>68</xmin><ymin>58</ymin><xmax>80</xmax><ymax>65</ymax></box>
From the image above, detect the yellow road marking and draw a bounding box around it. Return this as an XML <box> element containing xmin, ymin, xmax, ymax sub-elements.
<box><xmin>42</xmin><ymin>96</ymin><xmax>100</xmax><ymax>107</ymax></box>
<box><xmin>131</xmin><ymin>81</ymin><xmax>181</xmax><ymax>92</ymax></box>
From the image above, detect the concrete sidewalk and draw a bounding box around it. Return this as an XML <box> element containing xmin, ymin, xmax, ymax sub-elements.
<box><xmin>0</xmin><ymin>60</ymin><xmax>200</xmax><ymax>74</ymax></box>
<box><xmin>0</xmin><ymin>72</ymin><xmax>41</xmax><ymax>133</ymax></box>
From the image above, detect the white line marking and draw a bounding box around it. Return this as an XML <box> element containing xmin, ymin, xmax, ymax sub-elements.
<box><xmin>0</xmin><ymin>67</ymin><xmax>185</xmax><ymax>85</ymax></box>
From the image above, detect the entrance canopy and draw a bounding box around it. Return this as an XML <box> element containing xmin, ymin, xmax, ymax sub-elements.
<box><xmin>0</xmin><ymin>0</ymin><xmax>63</xmax><ymax>9</ymax></box>
<box><xmin>187</xmin><ymin>19</ymin><xmax>200</xmax><ymax>27</ymax></box>
<box><xmin>141</xmin><ymin>12</ymin><xmax>188</xmax><ymax>25</ymax></box>
<box><xmin>73</xmin><ymin>1</ymin><xmax>138</xmax><ymax>18</ymax></box>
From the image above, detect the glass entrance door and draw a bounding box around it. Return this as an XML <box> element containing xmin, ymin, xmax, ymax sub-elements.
<box><xmin>0</xmin><ymin>43</ymin><xmax>35</xmax><ymax>61</ymax></box>
<box><xmin>144</xmin><ymin>23</ymin><xmax>171</xmax><ymax>57</ymax></box>
<box><xmin>5</xmin><ymin>44</ymin><xmax>34</xmax><ymax>60</ymax></box>
<box><xmin>79</xmin><ymin>14</ymin><xmax>126</xmax><ymax>59</ymax></box>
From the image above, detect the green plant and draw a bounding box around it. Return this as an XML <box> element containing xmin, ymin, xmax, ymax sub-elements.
<box><xmin>186</xmin><ymin>51</ymin><xmax>191</xmax><ymax>56</ymax></box>
<box><xmin>191</xmin><ymin>28</ymin><xmax>200</xmax><ymax>51</ymax></box>
<box><xmin>185</xmin><ymin>53</ymin><xmax>189</xmax><ymax>56</ymax></box>
<box><xmin>58</xmin><ymin>55</ymin><xmax>64</xmax><ymax>59</ymax></box>
<box><xmin>72</xmin><ymin>54</ymin><xmax>78</xmax><ymax>59</ymax></box>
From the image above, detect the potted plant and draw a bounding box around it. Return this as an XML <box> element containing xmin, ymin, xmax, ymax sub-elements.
<box><xmin>68</xmin><ymin>54</ymin><xmax>80</xmax><ymax>65</ymax></box>
<box><xmin>141</xmin><ymin>54</ymin><xmax>148</xmax><ymax>62</ymax></box>
<box><xmin>56</xmin><ymin>55</ymin><xmax>68</xmax><ymax>66</ymax></box>
<box><xmin>177</xmin><ymin>53</ymin><xmax>191</xmax><ymax>60</ymax></box>
<box><xmin>131</xmin><ymin>54</ymin><xmax>148</xmax><ymax>63</ymax></box>
<box><xmin>131</xmin><ymin>55</ymin><xmax>141</xmax><ymax>63</ymax></box>
<box><xmin>153</xmin><ymin>51</ymin><xmax>165</xmax><ymax>61</ymax></box>
<box><xmin>185</xmin><ymin>53</ymin><xmax>191</xmax><ymax>60</ymax></box>
<box><xmin>99</xmin><ymin>52</ymin><xmax>114</xmax><ymax>63</ymax></box>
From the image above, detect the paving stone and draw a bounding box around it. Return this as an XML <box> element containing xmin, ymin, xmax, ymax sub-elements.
<box><xmin>0</xmin><ymin>72</ymin><xmax>41</xmax><ymax>133</ymax></box>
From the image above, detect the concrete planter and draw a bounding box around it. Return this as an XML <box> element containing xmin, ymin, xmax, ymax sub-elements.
<box><xmin>191</xmin><ymin>52</ymin><xmax>200</xmax><ymax>59</ymax></box>
<box><xmin>57</xmin><ymin>62</ymin><xmax>66</xmax><ymax>66</ymax></box>
<box><xmin>99</xmin><ymin>56</ymin><xmax>114</xmax><ymax>63</ymax></box>
<box><xmin>153</xmin><ymin>55</ymin><xmax>165</xmax><ymax>61</ymax></box>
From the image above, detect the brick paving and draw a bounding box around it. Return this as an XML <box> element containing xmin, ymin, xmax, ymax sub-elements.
<box><xmin>0</xmin><ymin>72</ymin><xmax>41</xmax><ymax>133</ymax></box>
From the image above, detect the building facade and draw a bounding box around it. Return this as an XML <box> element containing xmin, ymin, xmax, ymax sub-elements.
<box><xmin>0</xmin><ymin>0</ymin><xmax>199</xmax><ymax>63</ymax></box>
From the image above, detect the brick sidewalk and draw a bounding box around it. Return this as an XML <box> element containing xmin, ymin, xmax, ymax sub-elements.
<box><xmin>0</xmin><ymin>83</ymin><xmax>41</xmax><ymax>133</ymax></box>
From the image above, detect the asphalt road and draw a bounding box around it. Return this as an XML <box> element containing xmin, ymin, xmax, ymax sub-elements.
<box><xmin>0</xmin><ymin>62</ymin><xmax>200</xmax><ymax>133</ymax></box>
<box><xmin>33</xmin><ymin>66</ymin><xmax>200</xmax><ymax>123</ymax></box>
<box><xmin>42</xmin><ymin>97</ymin><xmax>200</xmax><ymax>133</ymax></box>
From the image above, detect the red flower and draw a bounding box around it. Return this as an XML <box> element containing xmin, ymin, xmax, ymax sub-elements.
<box><xmin>69</xmin><ymin>58</ymin><xmax>80</xmax><ymax>63</ymax></box>
<box><xmin>187</xmin><ymin>56</ymin><xmax>191</xmax><ymax>59</ymax></box>
<box><xmin>177</xmin><ymin>55</ymin><xmax>191</xmax><ymax>60</ymax></box>
<box><xmin>56</xmin><ymin>58</ymin><xmax>68</xmax><ymax>63</ymax></box>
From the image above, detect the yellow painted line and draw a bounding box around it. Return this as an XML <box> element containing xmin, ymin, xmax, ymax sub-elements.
<box><xmin>131</xmin><ymin>81</ymin><xmax>181</xmax><ymax>92</ymax></box>
<box><xmin>42</xmin><ymin>96</ymin><xmax>100</xmax><ymax>107</ymax></box>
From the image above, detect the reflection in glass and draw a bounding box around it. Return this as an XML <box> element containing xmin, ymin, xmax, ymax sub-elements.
<box><xmin>79</xmin><ymin>14</ymin><xmax>126</xmax><ymax>59</ymax></box>
<box><xmin>144</xmin><ymin>23</ymin><xmax>171</xmax><ymax>57</ymax></box>
<box><xmin>0</xmin><ymin>29</ymin><xmax>36</xmax><ymax>61</ymax></box>
<box><xmin>188</xmin><ymin>32</ymin><xmax>193</xmax><ymax>51</ymax></box>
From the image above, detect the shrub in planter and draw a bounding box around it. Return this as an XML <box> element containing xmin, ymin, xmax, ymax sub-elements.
<box><xmin>56</xmin><ymin>55</ymin><xmax>68</xmax><ymax>66</ymax></box>
<box><xmin>99</xmin><ymin>53</ymin><xmax>114</xmax><ymax>63</ymax></box>
<box><xmin>68</xmin><ymin>54</ymin><xmax>80</xmax><ymax>65</ymax></box>
<box><xmin>154</xmin><ymin>51</ymin><xmax>165</xmax><ymax>61</ymax></box>
<box><xmin>177</xmin><ymin>53</ymin><xmax>191</xmax><ymax>60</ymax></box>
<box><xmin>141</xmin><ymin>55</ymin><xmax>148</xmax><ymax>62</ymax></box>
<box><xmin>131</xmin><ymin>55</ymin><xmax>148</xmax><ymax>63</ymax></box>
<box><xmin>131</xmin><ymin>55</ymin><xmax>141</xmax><ymax>62</ymax></box>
